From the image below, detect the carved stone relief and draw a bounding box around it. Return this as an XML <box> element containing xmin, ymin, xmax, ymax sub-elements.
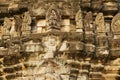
<box><xmin>2</xmin><ymin>17</ymin><xmax>19</xmax><ymax>38</ymax></box>
<box><xmin>84</xmin><ymin>11</ymin><xmax>93</xmax><ymax>31</ymax></box>
<box><xmin>0</xmin><ymin>25</ymin><xmax>2</xmax><ymax>39</ymax></box>
<box><xmin>28</xmin><ymin>1</ymin><xmax>80</xmax><ymax>17</ymax></box>
<box><xmin>36</xmin><ymin>20</ymin><xmax>46</xmax><ymax>33</ymax></box>
<box><xmin>2</xmin><ymin>17</ymin><xmax>11</xmax><ymax>36</ymax></box>
<box><xmin>29</xmin><ymin>1</ymin><xmax>46</xmax><ymax>16</ymax></box>
<box><xmin>14</xmin><ymin>15</ymin><xmax>22</xmax><ymax>34</ymax></box>
<box><xmin>9</xmin><ymin>17</ymin><xmax>18</xmax><ymax>37</ymax></box>
<box><xmin>75</xmin><ymin>9</ymin><xmax>83</xmax><ymax>32</ymax></box>
<box><xmin>62</xmin><ymin>2</ymin><xmax>72</xmax><ymax>16</ymax></box>
<box><xmin>0</xmin><ymin>1</ymin><xmax>120</xmax><ymax>80</ymax></box>
<box><xmin>111</xmin><ymin>13</ymin><xmax>120</xmax><ymax>34</ymax></box>
<box><xmin>46</xmin><ymin>4</ymin><xmax>61</xmax><ymax>31</ymax></box>
<box><xmin>95</xmin><ymin>13</ymin><xmax>105</xmax><ymax>33</ymax></box>
<box><xmin>21</xmin><ymin>11</ymin><xmax>31</xmax><ymax>35</ymax></box>
<box><xmin>42</xmin><ymin>35</ymin><xmax>60</xmax><ymax>59</ymax></box>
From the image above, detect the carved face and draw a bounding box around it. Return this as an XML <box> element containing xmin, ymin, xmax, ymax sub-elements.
<box><xmin>48</xmin><ymin>36</ymin><xmax>57</xmax><ymax>46</ymax></box>
<box><xmin>43</xmin><ymin>35</ymin><xmax>59</xmax><ymax>52</ymax></box>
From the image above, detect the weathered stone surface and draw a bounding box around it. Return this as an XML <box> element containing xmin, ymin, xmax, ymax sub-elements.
<box><xmin>21</xmin><ymin>11</ymin><xmax>31</xmax><ymax>35</ymax></box>
<box><xmin>111</xmin><ymin>13</ymin><xmax>120</xmax><ymax>34</ymax></box>
<box><xmin>75</xmin><ymin>9</ymin><xmax>83</xmax><ymax>30</ymax></box>
<box><xmin>46</xmin><ymin>4</ymin><xmax>61</xmax><ymax>31</ymax></box>
<box><xmin>95</xmin><ymin>13</ymin><xmax>106</xmax><ymax>33</ymax></box>
<box><xmin>84</xmin><ymin>11</ymin><xmax>93</xmax><ymax>31</ymax></box>
<box><xmin>0</xmin><ymin>0</ymin><xmax>119</xmax><ymax>80</ymax></box>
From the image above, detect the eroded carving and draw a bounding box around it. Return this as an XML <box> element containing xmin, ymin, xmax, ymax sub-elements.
<box><xmin>42</xmin><ymin>35</ymin><xmax>60</xmax><ymax>59</ymax></box>
<box><xmin>84</xmin><ymin>11</ymin><xmax>93</xmax><ymax>31</ymax></box>
<box><xmin>21</xmin><ymin>11</ymin><xmax>31</xmax><ymax>35</ymax></box>
<box><xmin>9</xmin><ymin>18</ymin><xmax>19</xmax><ymax>37</ymax></box>
<box><xmin>30</xmin><ymin>1</ymin><xmax>46</xmax><ymax>16</ymax></box>
<box><xmin>46</xmin><ymin>4</ymin><xmax>61</xmax><ymax>31</ymax></box>
<box><xmin>75</xmin><ymin>9</ymin><xmax>83</xmax><ymax>32</ymax></box>
<box><xmin>2</xmin><ymin>17</ymin><xmax>11</xmax><ymax>36</ymax></box>
<box><xmin>111</xmin><ymin>13</ymin><xmax>120</xmax><ymax>34</ymax></box>
<box><xmin>95</xmin><ymin>13</ymin><xmax>105</xmax><ymax>32</ymax></box>
<box><xmin>14</xmin><ymin>15</ymin><xmax>22</xmax><ymax>34</ymax></box>
<box><xmin>62</xmin><ymin>2</ymin><xmax>72</xmax><ymax>16</ymax></box>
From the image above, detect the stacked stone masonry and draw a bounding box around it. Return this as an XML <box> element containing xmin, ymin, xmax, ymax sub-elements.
<box><xmin>0</xmin><ymin>0</ymin><xmax>120</xmax><ymax>80</ymax></box>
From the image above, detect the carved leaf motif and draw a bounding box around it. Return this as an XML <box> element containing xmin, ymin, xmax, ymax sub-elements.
<box><xmin>111</xmin><ymin>13</ymin><xmax>120</xmax><ymax>33</ymax></box>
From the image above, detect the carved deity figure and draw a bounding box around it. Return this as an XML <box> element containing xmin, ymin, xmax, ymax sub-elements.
<box><xmin>9</xmin><ymin>18</ymin><xmax>19</xmax><ymax>37</ymax></box>
<box><xmin>14</xmin><ymin>15</ymin><xmax>22</xmax><ymax>34</ymax></box>
<box><xmin>111</xmin><ymin>13</ymin><xmax>120</xmax><ymax>33</ymax></box>
<box><xmin>75</xmin><ymin>9</ymin><xmax>83</xmax><ymax>29</ymax></box>
<box><xmin>46</xmin><ymin>5</ymin><xmax>61</xmax><ymax>31</ymax></box>
<box><xmin>0</xmin><ymin>25</ymin><xmax>2</xmax><ymax>39</ymax></box>
<box><xmin>2</xmin><ymin>17</ymin><xmax>19</xmax><ymax>37</ymax></box>
<box><xmin>84</xmin><ymin>11</ymin><xmax>93</xmax><ymax>31</ymax></box>
<box><xmin>43</xmin><ymin>35</ymin><xmax>60</xmax><ymax>59</ymax></box>
<box><xmin>21</xmin><ymin>11</ymin><xmax>31</xmax><ymax>35</ymax></box>
<box><xmin>2</xmin><ymin>17</ymin><xmax>11</xmax><ymax>35</ymax></box>
<box><xmin>95</xmin><ymin>13</ymin><xmax>105</xmax><ymax>32</ymax></box>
